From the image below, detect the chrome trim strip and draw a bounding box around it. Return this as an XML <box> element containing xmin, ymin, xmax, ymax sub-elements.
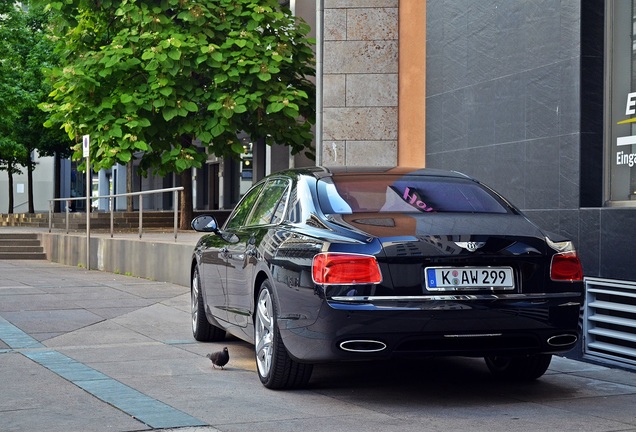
<box><xmin>329</xmin><ymin>293</ymin><xmax>582</xmax><ymax>302</ymax></box>
<box><xmin>444</xmin><ymin>333</ymin><xmax>502</xmax><ymax>338</ymax></box>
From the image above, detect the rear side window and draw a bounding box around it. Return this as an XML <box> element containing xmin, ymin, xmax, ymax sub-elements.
<box><xmin>246</xmin><ymin>178</ymin><xmax>290</xmax><ymax>226</ymax></box>
<box><xmin>317</xmin><ymin>175</ymin><xmax>510</xmax><ymax>214</ymax></box>
<box><xmin>225</xmin><ymin>183</ymin><xmax>265</xmax><ymax>229</ymax></box>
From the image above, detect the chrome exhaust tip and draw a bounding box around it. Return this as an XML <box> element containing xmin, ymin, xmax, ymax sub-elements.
<box><xmin>547</xmin><ymin>334</ymin><xmax>578</xmax><ymax>347</ymax></box>
<box><xmin>339</xmin><ymin>340</ymin><xmax>387</xmax><ymax>353</ymax></box>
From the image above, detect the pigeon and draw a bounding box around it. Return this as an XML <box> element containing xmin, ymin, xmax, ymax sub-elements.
<box><xmin>206</xmin><ymin>347</ymin><xmax>229</xmax><ymax>370</ymax></box>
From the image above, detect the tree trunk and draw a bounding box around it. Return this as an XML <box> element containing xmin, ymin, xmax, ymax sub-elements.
<box><xmin>253</xmin><ymin>136</ymin><xmax>267</xmax><ymax>183</ymax></box>
<box><xmin>27</xmin><ymin>159</ymin><xmax>34</xmax><ymax>214</ymax></box>
<box><xmin>179</xmin><ymin>169</ymin><xmax>193</xmax><ymax>230</ymax></box>
<box><xmin>7</xmin><ymin>162</ymin><xmax>14</xmax><ymax>214</ymax></box>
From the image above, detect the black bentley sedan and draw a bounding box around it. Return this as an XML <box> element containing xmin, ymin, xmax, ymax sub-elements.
<box><xmin>190</xmin><ymin>167</ymin><xmax>584</xmax><ymax>389</ymax></box>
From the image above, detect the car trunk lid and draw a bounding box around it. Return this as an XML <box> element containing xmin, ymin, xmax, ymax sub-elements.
<box><xmin>338</xmin><ymin>213</ymin><xmax>550</xmax><ymax>296</ymax></box>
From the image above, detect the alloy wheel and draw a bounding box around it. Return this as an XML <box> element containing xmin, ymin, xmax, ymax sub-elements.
<box><xmin>191</xmin><ymin>268</ymin><xmax>200</xmax><ymax>335</ymax></box>
<box><xmin>255</xmin><ymin>287</ymin><xmax>274</xmax><ymax>378</ymax></box>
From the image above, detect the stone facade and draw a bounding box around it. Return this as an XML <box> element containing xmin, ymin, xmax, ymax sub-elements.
<box><xmin>321</xmin><ymin>1</ymin><xmax>399</xmax><ymax>166</ymax></box>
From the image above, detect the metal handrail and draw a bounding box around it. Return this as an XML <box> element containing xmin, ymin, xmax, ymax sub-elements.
<box><xmin>48</xmin><ymin>186</ymin><xmax>184</xmax><ymax>241</ymax></box>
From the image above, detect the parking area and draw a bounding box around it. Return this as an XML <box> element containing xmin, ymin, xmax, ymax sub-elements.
<box><xmin>1</xmin><ymin>258</ymin><xmax>636</xmax><ymax>432</ymax></box>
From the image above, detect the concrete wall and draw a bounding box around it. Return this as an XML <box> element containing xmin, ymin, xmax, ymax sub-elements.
<box><xmin>40</xmin><ymin>233</ymin><xmax>194</xmax><ymax>287</ymax></box>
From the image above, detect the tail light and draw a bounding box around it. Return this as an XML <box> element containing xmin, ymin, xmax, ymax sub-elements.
<box><xmin>550</xmin><ymin>251</ymin><xmax>583</xmax><ymax>281</ymax></box>
<box><xmin>312</xmin><ymin>253</ymin><xmax>382</xmax><ymax>285</ymax></box>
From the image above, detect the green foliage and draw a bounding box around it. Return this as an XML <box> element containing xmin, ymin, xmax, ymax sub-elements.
<box><xmin>0</xmin><ymin>2</ymin><xmax>29</xmax><ymax>172</ymax></box>
<box><xmin>38</xmin><ymin>0</ymin><xmax>316</xmax><ymax>177</ymax></box>
<box><xmin>0</xmin><ymin>139</ymin><xmax>26</xmax><ymax>176</ymax></box>
<box><xmin>1</xmin><ymin>1</ymin><xmax>81</xmax><ymax>213</ymax></box>
<box><xmin>0</xmin><ymin>1</ymin><xmax>71</xmax><ymax>172</ymax></box>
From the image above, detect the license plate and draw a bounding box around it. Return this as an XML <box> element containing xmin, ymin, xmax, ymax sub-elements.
<box><xmin>425</xmin><ymin>266</ymin><xmax>514</xmax><ymax>291</ymax></box>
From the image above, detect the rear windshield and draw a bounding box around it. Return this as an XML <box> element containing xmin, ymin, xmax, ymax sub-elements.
<box><xmin>317</xmin><ymin>175</ymin><xmax>511</xmax><ymax>214</ymax></box>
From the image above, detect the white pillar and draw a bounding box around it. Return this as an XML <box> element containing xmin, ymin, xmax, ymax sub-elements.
<box><xmin>113</xmin><ymin>164</ymin><xmax>127</xmax><ymax>210</ymax></box>
<box><xmin>98</xmin><ymin>169</ymin><xmax>109</xmax><ymax>211</ymax></box>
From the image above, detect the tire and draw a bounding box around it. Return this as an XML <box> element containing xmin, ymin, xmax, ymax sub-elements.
<box><xmin>485</xmin><ymin>354</ymin><xmax>552</xmax><ymax>381</ymax></box>
<box><xmin>191</xmin><ymin>265</ymin><xmax>225</xmax><ymax>342</ymax></box>
<box><xmin>254</xmin><ymin>280</ymin><xmax>313</xmax><ymax>389</ymax></box>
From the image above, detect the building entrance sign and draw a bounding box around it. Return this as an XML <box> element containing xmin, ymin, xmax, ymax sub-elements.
<box><xmin>608</xmin><ymin>1</ymin><xmax>636</xmax><ymax>202</ymax></box>
<box><xmin>615</xmin><ymin>93</ymin><xmax>636</xmax><ymax>169</ymax></box>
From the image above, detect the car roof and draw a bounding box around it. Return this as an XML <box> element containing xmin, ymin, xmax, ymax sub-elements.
<box><xmin>290</xmin><ymin>166</ymin><xmax>473</xmax><ymax>180</ymax></box>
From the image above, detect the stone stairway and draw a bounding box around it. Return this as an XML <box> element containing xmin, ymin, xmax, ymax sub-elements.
<box><xmin>0</xmin><ymin>233</ymin><xmax>47</xmax><ymax>260</ymax></box>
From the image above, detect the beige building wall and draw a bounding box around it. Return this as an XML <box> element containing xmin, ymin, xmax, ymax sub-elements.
<box><xmin>321</xmin><ymin>1</ymin><xmax>399</xmax><ymax>166</ymax></box>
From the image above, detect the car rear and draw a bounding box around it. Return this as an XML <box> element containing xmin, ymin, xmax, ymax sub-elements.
<box><xmin>310</xmin><ymin>168</ymin><xmax>584</xmax><ymax>360</ymax></box>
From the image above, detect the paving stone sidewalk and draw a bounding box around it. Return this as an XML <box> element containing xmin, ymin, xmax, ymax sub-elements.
<box><xmin>1</xmin><ymin>259</ymin><xmax>636</xmax><ymax>432</ymax></box>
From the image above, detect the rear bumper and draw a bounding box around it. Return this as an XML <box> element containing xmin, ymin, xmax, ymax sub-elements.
<box><xmin>278</xmin><ymin>293</ymin><xmax>583</xmax><ymax>363</ymax></box>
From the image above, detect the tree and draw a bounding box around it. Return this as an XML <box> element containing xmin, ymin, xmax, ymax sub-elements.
<box><xmin>0</xmin><ymin>1</ymin><xmax>71</xmax><ymax>213</ymax></box>
<box><xmin>0</xmin><ymin>139</ymin><xmax>27</xmax><ymax>213</ymax></box>
<box><xmin>39</xmin><ymin>0</ymin><xmax>315</xmax><ymax>228</ymax></box>
<box><xmin>0</xmin><ymin>2</ymin><xmax>26</xmax><ymax>212</ymax></box>
<box><xmin>14</xmin><ymin>106</ymin><xmax>72</xmax><ymax>213</ymax></box>
<box><xmin>17</xmin><ymin>3</ymin><xmax>72</xmax><ymax>213</ymax></box>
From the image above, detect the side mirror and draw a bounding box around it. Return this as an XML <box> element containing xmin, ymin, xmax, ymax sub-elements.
<box><xmin>191</xmin><ymin>215</ymin><xmax>219</xmax><ymax>232</ymax></box>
